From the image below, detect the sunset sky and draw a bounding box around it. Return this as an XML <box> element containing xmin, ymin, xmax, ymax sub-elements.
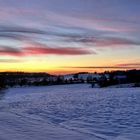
<box><xmin>0</xmin><ymin>0</ymin><xmax>140</xmax><ymax>74</ymax></box>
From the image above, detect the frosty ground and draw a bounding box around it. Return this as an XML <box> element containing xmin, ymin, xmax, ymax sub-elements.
<box><xmin>0</xmin><ymin>84</ymin><xmax>140</xmax><ymax>140</ymax></box>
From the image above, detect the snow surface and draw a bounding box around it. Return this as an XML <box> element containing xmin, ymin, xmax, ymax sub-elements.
<box><xmin>107</xmin><ymin>83</ymin><xmax>137</xmax><ymax>88</ymax></box>
<box><xmin>0</xmin><ymin>84</ymin><xmax>140</xmax><ymax>140</ymax></box>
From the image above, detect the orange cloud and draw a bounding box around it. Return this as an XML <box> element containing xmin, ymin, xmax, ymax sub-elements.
<box><xmin>62</xmin><ymin>65</ymin><xmax>140</xmax><ymax>69</ymax></box>
<box><xmin>116</xmin><ymin>62</ymin><xmax>140</xmax><ymax>67</ymax></box>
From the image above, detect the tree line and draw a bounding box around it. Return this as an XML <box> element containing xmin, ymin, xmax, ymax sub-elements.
<box><xmin>0</xmin><ymin>70</ymin><xmax>140</xmax><ymax>89</ymax></box>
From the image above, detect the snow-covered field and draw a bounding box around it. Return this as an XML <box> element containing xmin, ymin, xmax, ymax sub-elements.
<box><xmin>0</xmin><ymin>84</ymin><xmax>140</xmax><ymax>140</ymax></box>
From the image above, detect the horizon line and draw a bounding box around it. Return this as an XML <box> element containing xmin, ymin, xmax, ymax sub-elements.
<box><xmin>0</xmin><ymin>68</ymin><xmax>140</xmax><ymax>75</ymax></box>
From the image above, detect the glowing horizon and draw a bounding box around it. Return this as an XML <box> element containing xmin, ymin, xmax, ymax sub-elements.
<box><xmin>0</xmin><ymin>0</ymin><xmax>140</xmax><ymax>74</ymax></box>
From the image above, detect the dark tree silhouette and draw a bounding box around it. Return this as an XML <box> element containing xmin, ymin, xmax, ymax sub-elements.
<box><xmin>0</xmin><ymin>76</ymin><xmax>5</xmax><ymax>89</ymax></box>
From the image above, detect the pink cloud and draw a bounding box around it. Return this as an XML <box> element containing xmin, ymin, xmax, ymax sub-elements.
<box><xmin>0</xmin><ymin>43</ymin><xmax>94</xmax><ymax>57</ymax></box>
<box><xmin>23</xmin><ymin>43</ymin><xmax>93</xmax><ymax>55</ymax></box>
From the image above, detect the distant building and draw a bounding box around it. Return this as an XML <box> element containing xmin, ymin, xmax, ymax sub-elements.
<box><xmin>63</xmin><ymin>73</ymin><xmax>101</xmax><ymax>82</ymax></box>
<box><xmin>63</xmin><ymin>74</ymin><xmax>75</xmax><ymax>80</ymax></box>
<box><xmin>78</xmin><ymin>73</ymin><xmax>101</xmax><ymax>81</ymax></box>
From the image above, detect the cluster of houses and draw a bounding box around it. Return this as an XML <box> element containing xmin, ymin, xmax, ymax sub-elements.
<box><xmin>0</xmin><ymin>70</ymin><xmax>140</xmax><ymax>88</ymax></box>
<box><xmin>63</xmin><ymin>72</ymin><xmax>127</xmax><ymax>87</ymax></box>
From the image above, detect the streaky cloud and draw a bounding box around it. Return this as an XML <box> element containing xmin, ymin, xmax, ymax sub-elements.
<box><xmin>23</xmin><ymin>43</ymin><xmax>94</xmax><ymax>55</ymax></box>
<box><xmin>0</xmin><ymin>43</ymin><xmax>94</xmax><ymax>56</ymax></box>
<box><xmin>0</xmin><ymin>25</ymin><xmax>139</xmax><ymax>49</ymax></box>
<box><xmin>0</xmin><ymin>59</ymin><xmax>22</xmax><ymax>63</ymax></box>
<box><xmin>116</xmin><ymin>62</ymin><xmax>140</xmax><ymax>67</ymax></box>
<box><xmin>66</xmin><ymin>36</ymin><xmax>140</xmax><ymax>47</ymax></box>
<box><xmin>0</xmin><ymin>26</ymin><xmax>46</xmax><ymax>35</ymax></box>
<box><xmin>62</xmin><ymin>66</ymin><xmax>140</xmax><ymax>69</ymax></box>
<box><xmin>0</xmin><ymin>46</ymin><xmax>23</xmax><ymax>56</ymax></box>
<box><xmin>0</xmin><ymin>33</ymin><xmax>30</xmax><ymax>41</ymax></box>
